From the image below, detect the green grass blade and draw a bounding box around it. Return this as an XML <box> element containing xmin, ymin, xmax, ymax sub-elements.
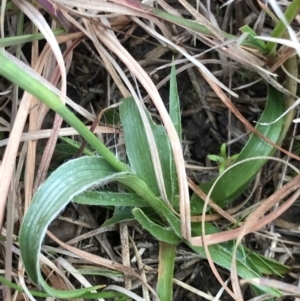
<box><xmin>268</xmin><ymin>0</ymin><xmax>300</xmax><ymax>53</ymax></box>
<box><xmin>0</xmin><ymin>29</ymin><xmax>65</xmax><ymax>47</ymax></box>
<box><xmin>0</xmin><ymin>51</ymin><xmax>127</xmax><ymax>173</ymax></box>
<box><xmin>191</xmin><ymin>85</ymin><xmax>285</xmax><ymax>213</ymax></box>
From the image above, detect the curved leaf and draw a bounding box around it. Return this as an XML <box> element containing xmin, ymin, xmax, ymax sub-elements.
<box><xmin>191</xmin><ymin>86</ymin><xmax>285</xmax><ymax>213</ymax></box>
<box><xmin>19</xmin><ymin>157</ymin><xmax>129</xmax><ymax>298</ymax></box>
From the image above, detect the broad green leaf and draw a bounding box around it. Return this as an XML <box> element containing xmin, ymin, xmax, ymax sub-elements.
<box><xmin>120</xmin><ymin>98</ymin><xmax>159</xmax><ymax>196</ymax></box>
<box><xmin>73</xmin><ymin>191</ymin><xmax>148</xmax><ymax>207</ymax></box>
<box><xmin>132</xmin><ymin>208</ymin><xmax>181</xmax><ymax>244</ymax></box>
<box><xmin>120</xmin><ymin>98</ymin><xmax>178</xmax><ymax>206</ymax></box>
<box><xmin>74</xmin><ymin>190</ymin><xmax>150</xmax><ymax>228</ymax></box>
<box><xmin>191</xmin><ymin>86</ymin><xmax>285</xmax><ymax>213</ymax></box>
<box><xmin>19</xmin><ymin>157</ymin><xmax>130</xmax><ymax>298</ymax></box>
